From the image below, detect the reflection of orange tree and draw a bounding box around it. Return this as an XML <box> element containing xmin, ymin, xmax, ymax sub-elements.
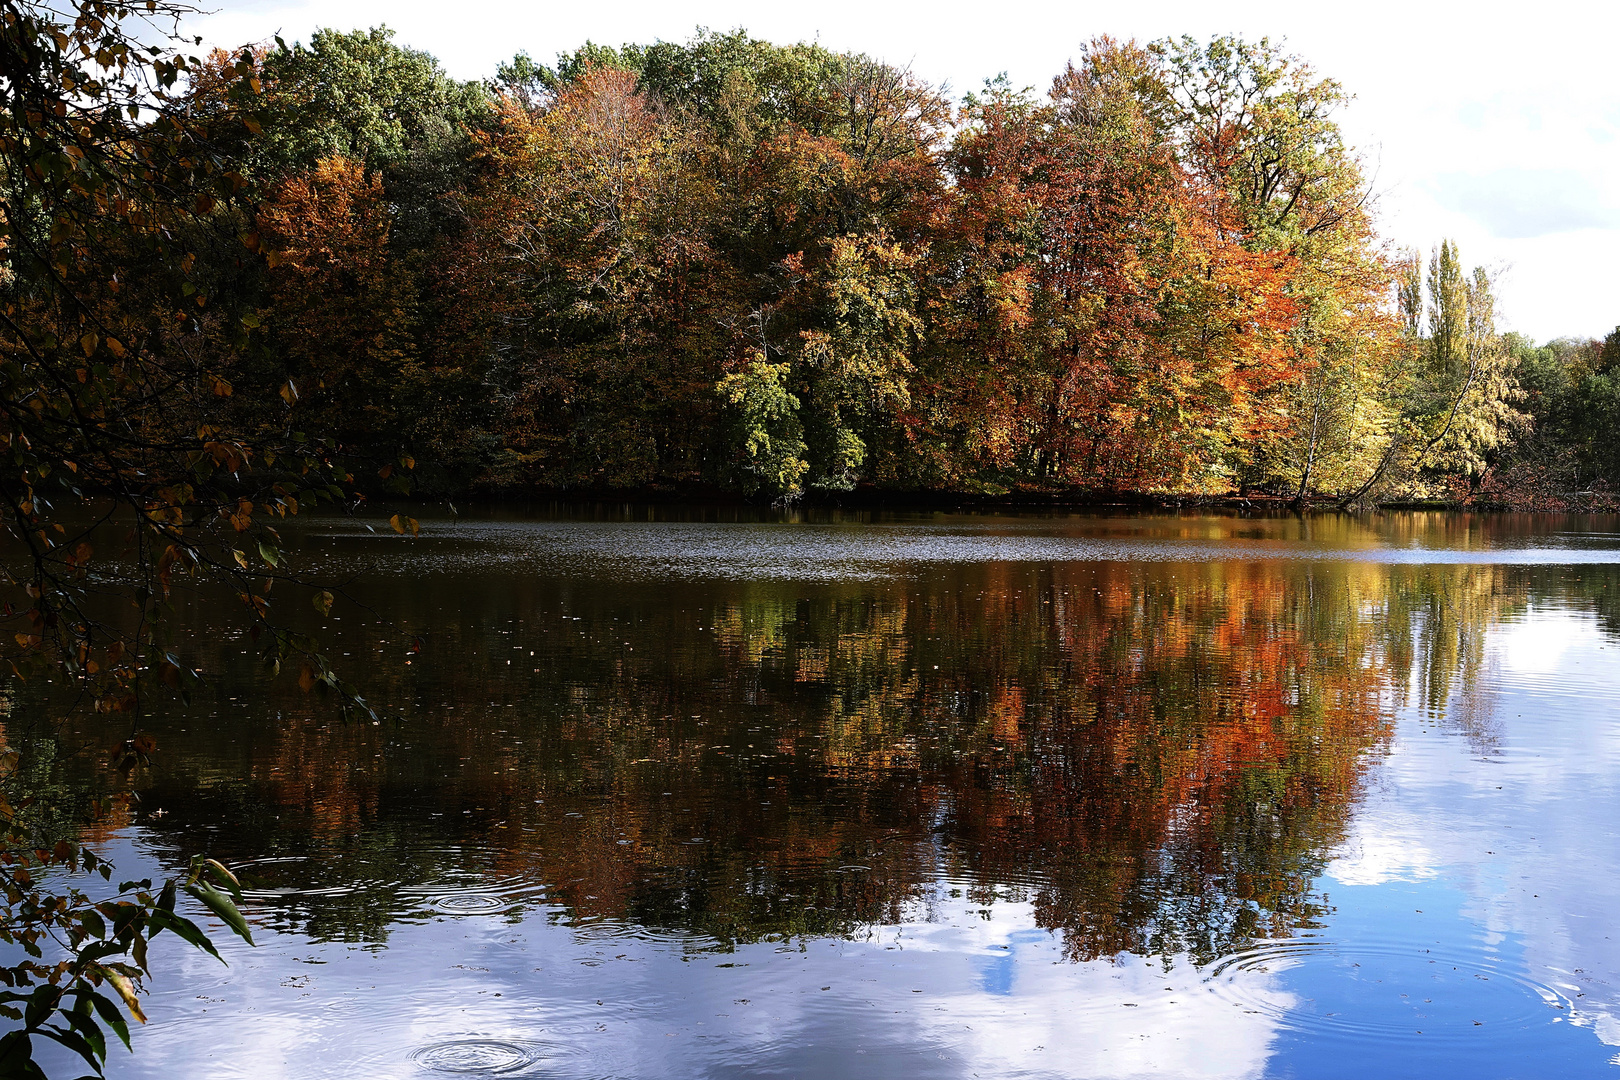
<box><xmin>54</xmin><ymin>559</ymin><xmax>1586</xmax><ymax>960</ymax></box>
<box><xmin>924</xmin><ymin>563</ymin><xmax>1395</xmax><ymax>962</ymax></box>
<box><xmin>416</xmin><ymin>562</ymin><xmax>1402</xmax><ymax>960</ymax></box>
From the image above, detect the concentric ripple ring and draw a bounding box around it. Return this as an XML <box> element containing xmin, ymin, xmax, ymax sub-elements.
<box><xmin>409</xmin><ymin>1039</ymin><xmax>543</xmax><ymax>1074</ymax></box>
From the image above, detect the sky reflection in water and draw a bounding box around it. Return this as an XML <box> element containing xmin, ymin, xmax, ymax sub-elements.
<box><xmin>18</xmin><ymin>511</ymin><xmax>1620</xmax><ymax>1078</ymax></box>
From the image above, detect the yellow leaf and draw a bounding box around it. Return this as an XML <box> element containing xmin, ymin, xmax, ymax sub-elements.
<box><xmin>105</xmin><ymin>970</ymin><xmax>147</xmax><ymax>1024</ymax></box>
<box><xmin>204</xmin><ymin>858</ymin><xmax>241</xmax><ymax>891</ymax></box>
<box><xmin>80</xmin><ymin>332</ymin><xmax>99</xmax><ymax>357</ymax></box>
<box><xmin>297</xmin><ymin>665</ymin><xmax>315</xmax><ymax>693</ymax></box>
<box><xmin>389</xmin><ymin>514</ymin><xmax>405</xmax><ymax>535</ymax></box>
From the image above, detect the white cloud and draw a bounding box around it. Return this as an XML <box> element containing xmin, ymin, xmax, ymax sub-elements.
<box><xmin>1429</xmin><ymin>170</ymin><xmax>1620</xmax><ymax>240</ymax></box>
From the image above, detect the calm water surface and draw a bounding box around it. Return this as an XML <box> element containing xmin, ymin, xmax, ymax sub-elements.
<box><xmin>16</xmin><ymin>510</ymin><xmax>1620</xmax><ymax>1078</ymax></box>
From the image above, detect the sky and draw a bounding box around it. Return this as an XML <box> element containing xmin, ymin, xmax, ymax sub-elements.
<box><xmin>191</xmin><ymin>0</ymin><xmax>1620</xmax><ymax>344</ymax></box>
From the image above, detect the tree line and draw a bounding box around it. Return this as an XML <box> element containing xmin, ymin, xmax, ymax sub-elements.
<box><xmin>129</xmin><ymin>25</ymin><xmax>1614</xmax><ymax>506</ymax></box>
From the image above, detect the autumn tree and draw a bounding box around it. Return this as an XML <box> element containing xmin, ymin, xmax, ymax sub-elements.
<box><xmin>1146</xmin><ymin>36</ymin><xmax>1396</xmax><ymax>501</ymax></box>
<box><xmin>1338</xmin><ymin>241</ymin><xmax>1524</xmax><ymax>504</ymax></box>
<box><xmin>256</xmin><ymin>156</ymin><xmax>420</xmax><ymax>470</ymax></box>
<box><xmin>465</xmin><ymin>65</ymin><xmax>728</xmax><ymax>489</ymax></box>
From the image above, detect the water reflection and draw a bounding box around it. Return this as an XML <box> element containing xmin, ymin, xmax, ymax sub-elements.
<box><xmin>11</xmin><ymin>512</ymin><xmax>1620</xmax><ymax>1077</ymax></box>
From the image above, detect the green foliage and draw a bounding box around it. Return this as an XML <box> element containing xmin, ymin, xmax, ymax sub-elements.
<box><xmin>717</xmin><ymin>355</ymin><xmax>809</xmax><ymax>497</ymax></box>
<box><xmin>1154</xmin><ymin>34</ymin><xmax>1361</xmax><ymax>245</ymax></box>
<box><xmin>1427</xmin><ymin>240</ymin><xmax>1468</xmax><ymax>380</ymax></box>
<box><xmin>256</xmin><ymin>27</ymin><xmax>491</xmax><ymax>251</ymax></box>
<box><xmin>796</xmin><ymin>235</ymin><xmax>921</xmax><ymax>488</ymax></box>
<box><xmin>256</xmin><ymin>27</ymin><xmax>488</xmax><ymax>177</ymax></box>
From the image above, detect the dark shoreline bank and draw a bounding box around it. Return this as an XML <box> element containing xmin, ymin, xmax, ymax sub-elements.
<box><xmin>378</xmin><ymin>483</ymin><xmax>1620</xmax><ymax>519</ymax></box>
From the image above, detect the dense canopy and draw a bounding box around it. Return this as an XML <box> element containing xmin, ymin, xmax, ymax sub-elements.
<box><xmin>12</xmin><ymin>23</ymin><xmax>1590</xmax><ymax>511</ymax></box>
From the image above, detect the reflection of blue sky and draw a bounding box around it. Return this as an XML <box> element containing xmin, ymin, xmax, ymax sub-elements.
<box><xmin>43</xmin><ymin>857</ymin><xmax>1294</xmax><ymax>1080</ymax></box>
<box><xmin>1258</xmin><ymin>879</ymin><xmax>1610</xmax><ymax>1078</ymax></box>
<box><xmin>1308</xmin><ymin>606</ymin><xmax>1620</xmax><ymax>1077</ymax></box>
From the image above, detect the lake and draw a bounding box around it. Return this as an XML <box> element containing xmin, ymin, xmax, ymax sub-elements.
<box><xmin>16</xmin><ymin>508</ymin><xmax>1620</xmax><ymax>1078</ymax></box>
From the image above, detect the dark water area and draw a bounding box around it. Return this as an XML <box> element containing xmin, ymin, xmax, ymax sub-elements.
<box><xmin>13</xmin><ymin>509</ymin><xmax>1620</xmax><ymax>1078</ymax></box>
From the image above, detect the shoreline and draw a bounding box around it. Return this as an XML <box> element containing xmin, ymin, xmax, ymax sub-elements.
<box><xmin>388</xmin><ymin>483</ymin><xmax>1620</xmax><ymax>517</ymax></box>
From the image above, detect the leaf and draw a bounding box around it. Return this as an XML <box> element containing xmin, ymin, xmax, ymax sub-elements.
<box><xmin>203</xmin><ymin>859</ymin><xmax>241</xmax><ymax>895</ymax></box>
<box><xmin>0</xmin><ymin>1029</ymin><xmax>47</xmax><ymax>1078</ymax></box>
<box><xmin>102</xmin><ymin>971</ymin><xmax>146</xmax><ymax>1024</ymax></box>
<box><xmin>297</xmin><ymin>665</ymin><xmax>315</xmax><ymax>693</ymax></box>
<box><xmin>61</xmin><ymin>1001</ymin><xmax>107</xmax><ymax>1065</ymax></box>
<box><xmin>389</xmin><ymin>514</ymin><xmax>405</xmax><ymax>535</ymax></box>
<box><xmin>312</xmin><ymin>591</ymin><xmax>334</xmax><ymax>617</ymax></box>
<box><xmin>147</xmin><ymin>909</ymin><xmax>220</xmax><ymax>961</ymax></box>
<box><xmin>78</xmin><ymin>908</ymin><xmax>106</xmax><ymax>941</ymax></box>
<box><xmin>37</xmin><ymin>1025</ymin><xmax>100</xmax><ymax>1073</ymax></box>
<box><xmin>256</xmin><ymin>539</ymin><xmax>279</xmax><ymax>568</ymax></box>
<box><xmin>88</xmin><ymin>992</ymin><xmax>131</xmax><ymax>1051</ymax></box>
<box><xmin>185</xmin><ymin>883</ymin><xmax>254</xmax><ymax>946</ymax></box>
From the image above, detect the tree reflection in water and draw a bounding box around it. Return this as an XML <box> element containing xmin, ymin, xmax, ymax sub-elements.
<box><xmin>26</xmin><ymin>553</ymin><xmax>1589</xmax><ymax>972</ymax></box>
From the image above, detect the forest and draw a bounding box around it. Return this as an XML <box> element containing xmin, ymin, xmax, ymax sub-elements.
<box><xmin>11</xmin><ymin>19</ymin><xmax>1618</xmax><ymax>511</ymax></box>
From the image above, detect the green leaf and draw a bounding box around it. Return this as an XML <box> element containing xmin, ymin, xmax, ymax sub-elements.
<box><xmin>78</xmin><ymin>908</ymin><xmax>105</xmax><ymax>941</ymax></box>
<box><xmin>147</xmin><ymin>909</ymin><xmax>221</xmax><ymax>961</ymax></box>
<box><xmin>184</xmin><ymin>883</ymin><xmax>254</xmax><ymax>946</ymax></box>
<box><xmin>88</xmin><ymin>992</ymin><xmax>131</xmax><ymax>1052</ymax></box>
<box><xmin>203</xmin><ymin>859</ymin><xmax>241</xmax><ymax>898</ymax></box>
<box><xmin>256</xmin><ymin>538</ymin><xmax>279</xmax><ymax>568</ymax></box>
<box><xmin>0</xmin><ymin>1029</ymin><xmax>48</xmax><ymax>1078</ymax></box>
<box><xmin>61</xmin><ymin>1005</ymin><xmax>107</xmax><ymax>1067</ymax></box>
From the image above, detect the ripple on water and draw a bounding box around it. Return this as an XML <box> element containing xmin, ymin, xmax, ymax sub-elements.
<box><xmin>411</xmin><ymin>1039</ymin><xmax>544</xmax><ymax>1075</ymax></box>
<box><xmin>569</xmin><ymin>917</ymin><xmax>705</xmax><ymax>947</ymax></box>
<box><xmin>1207</xmin><ymin>938</ymin><xmax>1577</xmax><ymax>1043</ymax></box>
<box><xmin>398</xmin><ymin>874</ymin><xmax>549</xmax><ymax>916</ymax></box>
<box><xmin>403</xmin><ymin>1036</ymin><xmax>607</xmax><ymax>1078</ymax></box>
<box><xmin>235</xmin><ymin>856</ymin><xmax>402</xmax><ymax>902</ymax></box>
